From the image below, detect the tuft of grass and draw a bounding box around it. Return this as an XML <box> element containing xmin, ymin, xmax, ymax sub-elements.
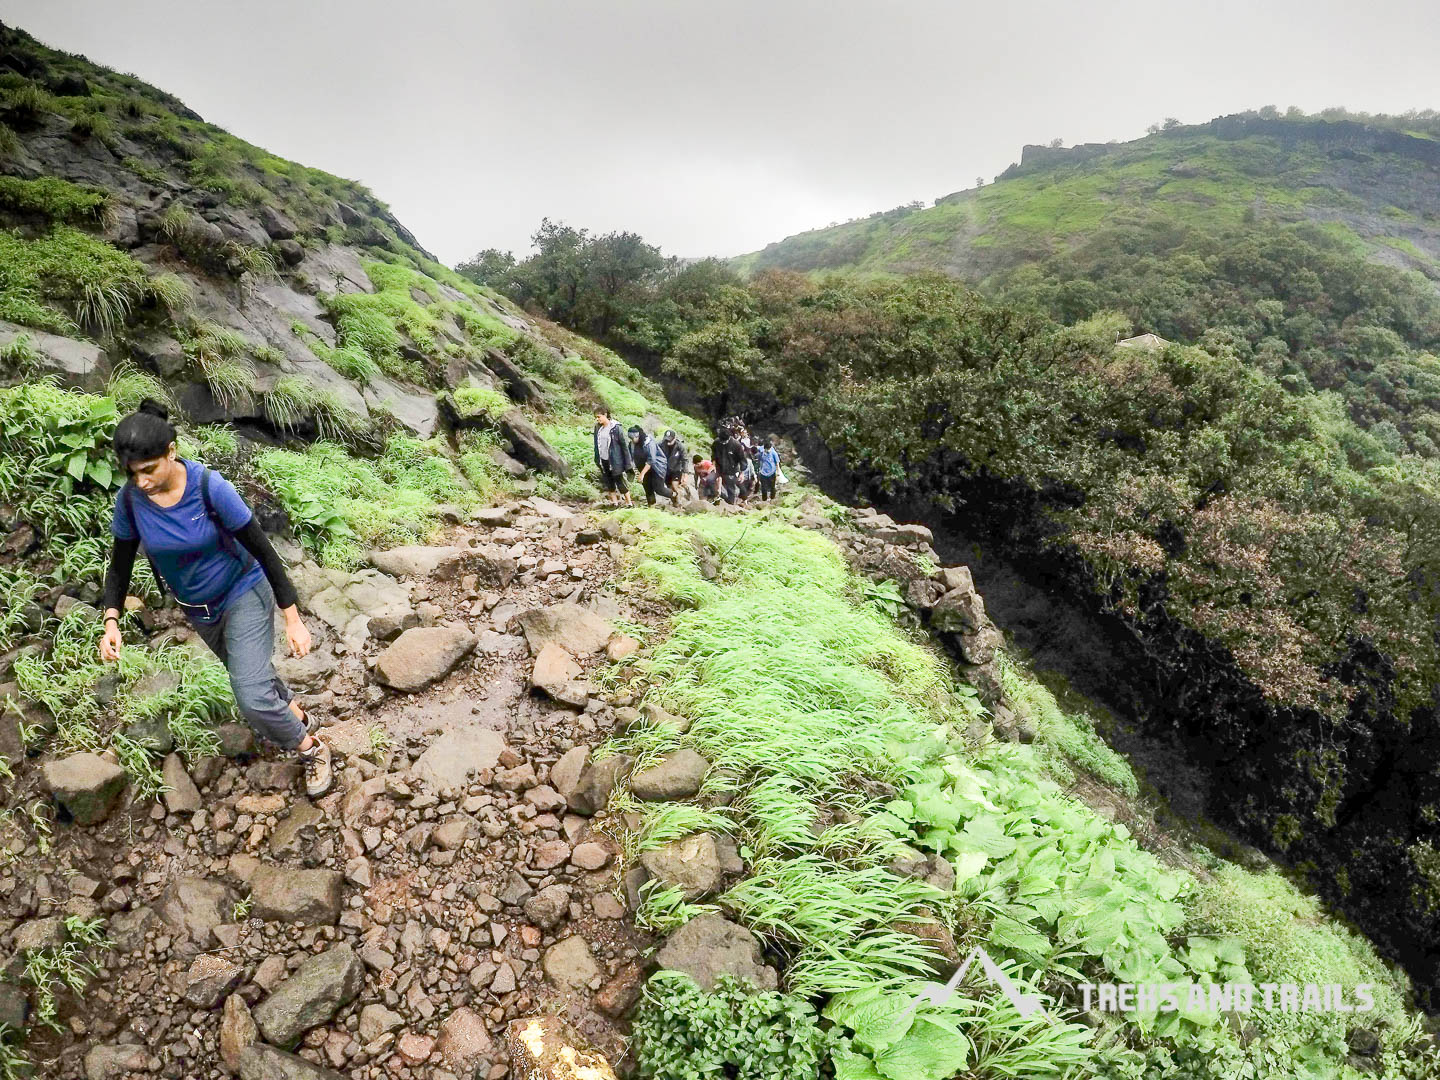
<box><xmin>176</xmin><ymin>321</ymin><xmax>257</xmax><ymax>408</ymax></box>
<box><xmin>998</xmin><ymin>654</ymin><xmax>1138</xmax><ymax>796</ymax></box>
<box><xmin>255</xmin><ymin>435</ymin><xmax>476</xmax><ymax>566</ymax></box>
<box><xmin>147</xmin><ymin>271</ymin><xmax>192</xmax><ymax>312</ymax></box>
<box><xmin>105</xmin><ymin>361</ymin><xmax>171</xmax><ymax>414</ymax></box>
<box><xmin>451</xmin><ymin>385</ymin><xmax>512</xmax><ymax>421</ymax></box>
<box><xmin>262</xmin><ymin>376</ymin><xmax>369</xmax><ymax>442</ymax></box>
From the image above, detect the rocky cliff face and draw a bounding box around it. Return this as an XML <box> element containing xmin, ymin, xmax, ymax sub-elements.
<box><xmin>0</xmin><ymin>21</ymin><xmax>551</xmax><ymax>450</ymax></box>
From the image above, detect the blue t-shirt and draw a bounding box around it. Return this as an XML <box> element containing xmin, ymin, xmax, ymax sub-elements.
<box><xmin>112</xmin><ymin>459</ymin><xmax>263</xmax><ymax>615</ymax></box>
<box><xmin>756</xmin><ymin>447</ymin><xmax>779</xmax><ymax>477</ymax></box>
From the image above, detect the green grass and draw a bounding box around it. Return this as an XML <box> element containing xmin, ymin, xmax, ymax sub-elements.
<box><xmin>254</xmin><ymin>435</ymin><xmax>477</xmax><ymax>566</ymax></box>
<box><xmin>262</xmin><ymin>376</ymin><xmax>369</xmax><ymax>442</ymax></box>
<box><xmin>0</xmin><ymin>176</ymin><xmax>109</xmax><ymax>225</ymax></box>
<box><xmin>608</xmin><ymin>509</ymin><xmax>1434</xmax><ymax>1080</ymax></box>
<box><xmin>175</xmin><ymin>321</ymin><xmax>256</xmax><ymax>408</ymax></box>
<box><xmin>0</xmin><ymin>226</ymin><xmax>151</xmax><ymax>337</ymax></box>
<box><xmin>451</xmin><ymin>385</ymin><xmax>512</xmax><ymax>421</ymax></box>
<box><xmin>998</xmin><ymin>655</ymin><xmax>1138</xmax><ymax>796</ymax></box>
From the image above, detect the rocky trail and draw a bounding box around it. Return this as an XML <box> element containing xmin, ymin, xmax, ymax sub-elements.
<box><xmin>6</xmin><ymin>495</ymin><xmax>682</xmax><ymax>1080</ymax></box>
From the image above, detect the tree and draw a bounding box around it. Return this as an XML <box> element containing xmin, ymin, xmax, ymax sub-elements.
<box><xmin>975</xmin><ymin>176</ymin><xmax>985</xmax><ymax>188</ymax></box>
<box><xmin>456</xmin><ymin>248</ymin><xmax>517</xmax><ymax>290</ymax></box>
<box><xmin>1162</xmin><ymin>117</ymin><xmax>1182</xmax><ymax>130</ymax></box>
<box><xmin>1048</xmin><ymin>137</ymin><xmax>1064</xmax><ymax>148</ymax></box>
<box><xmin>581</xmin><ymin>230</ymin><xmax>665</xmax><ymax>335</ymax></box>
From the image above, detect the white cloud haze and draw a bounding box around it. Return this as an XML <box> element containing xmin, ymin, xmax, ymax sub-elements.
<box><xmin>3</xmin><ymin>0</ymin><xmax>1439</xmax><ymax>264</ymax></box>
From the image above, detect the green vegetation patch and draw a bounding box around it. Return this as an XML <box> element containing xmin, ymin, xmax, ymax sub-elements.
<box><xmin>0</xmin><ymin>225</ymin><xmax>151</xmax><ymax>336</ymax></box>
<box><xmin>254</xmin><ymin>435</ymin><xmax>477</xmax><ymax>567</ymax></box>
<box><xmin>0</xmin><ymin>175</ymin><xmax>109</xmax><ymax>225</ymax></box>
<box><xmin>609</xmin><ymin>509</ymin><xmax>1433</xmax><ymax>1080</ymax></box>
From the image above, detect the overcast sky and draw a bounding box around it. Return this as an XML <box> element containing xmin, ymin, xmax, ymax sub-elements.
<box><xmin>5</xmin><ymin>0</ymin><xmax>1439</xmax><ymax>264</ymax></box>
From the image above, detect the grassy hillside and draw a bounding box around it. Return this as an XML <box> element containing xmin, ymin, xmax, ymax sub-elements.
<box><xmin>736</xmin><ymin>112</ymin><xmax>1440</xmax><ymax>283</ymax></box>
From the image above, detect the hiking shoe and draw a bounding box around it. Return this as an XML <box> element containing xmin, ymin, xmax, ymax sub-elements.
<box><xmin>297</xmin><ymin>737</ymin><xmax>334</xmax><ymax>799</ymax></box>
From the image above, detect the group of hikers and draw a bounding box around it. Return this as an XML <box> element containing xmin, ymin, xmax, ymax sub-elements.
<box><xmin>591</xmin><ymin>409</ymin><xmax>783</xmax><ymax>509</ymax></box>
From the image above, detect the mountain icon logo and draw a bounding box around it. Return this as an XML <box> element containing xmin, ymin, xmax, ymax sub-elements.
<box><xmin>909</xmin><ymin>946</ymin><xmax>1046</xmax><ymax>1019</ymax></box>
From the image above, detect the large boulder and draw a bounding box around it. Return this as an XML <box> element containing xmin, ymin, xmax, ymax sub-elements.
<box><xmin>530</xmin><ymin>643</ymin><xmax>581</xmax><ymax>699</ymax></box>
<box><xmin>221</xmin><ymin>993</ymin><xmax>259</xmax><ymax>1073</ymax></box>
<box><xmin>639</xmin><ymin>833</ymin><xmax>723</xmax><ymax>900</ymax></box>
<box><xmin>506</xmin><ymin>1015</ymin><xmax>618</xmax><ymax>1080</ymax></box>
<box><xmin>630</xmin><ymin>749</ymin><xmax>710</xmax><ymax>801</ymax></box>
<box><xmin>162</xmin><ymin>753</ymin><xmax>202</xmax><ymax>814</ymax></box>
<box><xmin>251</xmin><ymin>944</ymin><xmax>364</xmax><ymax>1049</ymax></box>
<box><xmin>248</xmin><ymin>865</ymin><xmax>343</xmax><ymax>924</ymax></box>
<box><xmin>183</xmin><ymin>954</ymin><xmax>244</xmax><ymax>1008</ymax></box>
<box><xmin>296</xmin><ymin>566</ymin><xmax>412</xmax><ymax>643</ymax></box>
<box><xmin>410</xmin><ymin>728</ymin><xmax>507</xmax><ymax>793</ymax></box>
<box><xmin>542</xmin><ymin>935</ymin><xmax>601</xmax><ymax>991</ymax></box>
<box><xmin>0</xmin><ymin>321</ymin><xmax>109</xmax><ymax>391</ymax></box>
<box><xmin>42</xmin><ymin>753</ymin><xmax>127</xmax><ymax>824</ymax></box>
<box><xmin>482</xmin><ymin>347</ymin><xmax>545</xmax><ymax>405</ymax></box>
<box><xmin>258</xmin><ymin>205</ymin><xmax>297</xmax><ymax>240</ymax></box>
<box><xmin>368</xmin><ymin>546</ymin><xmax>466</xmax><ymax>580</ymax></box>
<box><xmin>515</xmin><ymin>604</ymin><xmax>613</xmax><ymax>657</ymax></box>
<box><xmin>498</xmin><ymin>408</ymin><xmax>569</xmax><ymax>478</ymax></box>
<box><xmin>653</xmin><ymin>913</ymin><xmax>778</xmax><ymax>992</ymax></box>
<box><xmin>362</xmin><ymin>374</ymin><xmax>438</xmax><ymax>438</ymax></box>
<box><xmin>929</xmin><ymin>586</ymin><xmax>986</xmax><ymax>635</ymax></box>
<box><xmin>82</xmin><ymin>1044</ymin><xmax>161</xmax><ymax>1079</ymax></box>
<box><xmin>374</xmin><ymin>625</ymin><xmax>477</xmax><ymax>691</ymax></box>
<box><xmin>158</xmin><ymin>877</ymin><xmax>236</xmax><ymax>955</ymax></box>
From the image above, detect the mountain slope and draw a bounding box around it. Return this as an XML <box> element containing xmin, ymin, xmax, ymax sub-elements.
<box><xmin>737</xmin><ymin>112</ymin><xmax>1440</xmax><ymax>282</ymax></box>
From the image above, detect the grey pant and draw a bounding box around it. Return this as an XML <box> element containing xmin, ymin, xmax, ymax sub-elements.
<box><xmin>186</xmin><ymin>577</ymin><xmax>303</xmax><ymax>750</ymax></box>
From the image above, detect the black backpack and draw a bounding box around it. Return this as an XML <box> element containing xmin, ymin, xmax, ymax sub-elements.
<box><xmin>121</xmin><ymin>461</ymin><xmax>255</xmax><ymax>600</ymax></box>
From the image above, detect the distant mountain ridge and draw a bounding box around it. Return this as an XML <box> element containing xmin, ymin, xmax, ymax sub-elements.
<box><xmin>735</xmin><ymin>110</ymin><xmax>1440</xmax><ymax>283</ymax></box>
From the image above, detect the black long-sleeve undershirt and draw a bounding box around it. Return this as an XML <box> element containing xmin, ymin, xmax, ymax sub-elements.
<box><xmin>102</xmin><ymin>516</ymin><xmax>299</xmax><ymax>615</ymax></box>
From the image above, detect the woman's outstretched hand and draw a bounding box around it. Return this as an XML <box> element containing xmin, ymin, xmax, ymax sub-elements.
<box><xmin>283</xmin><ymin>606</ymin><xmax>311</xmax><ymax>658</ymax></box>
<box><xmin>99</xmin><ymin>623</ymin><xmax>122</xmax><ymax>662</ymax></box>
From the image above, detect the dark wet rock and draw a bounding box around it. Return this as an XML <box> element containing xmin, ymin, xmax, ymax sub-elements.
<box><xmin>653</xmin><ymin>913</ymin><xmax>778</xmax><ymax>992</ymax></box>
<box><xmin>251</xmin><ymin>944</ymin><xmax>364</xmax><ymax>1049</ymax></box>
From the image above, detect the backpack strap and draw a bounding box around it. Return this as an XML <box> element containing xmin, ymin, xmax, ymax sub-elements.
<box><xmin>199</xmin><ymin>465</ymin><xmax>256</xmax><ymax>575</ymax></box>
<box><xmin>122</xmin><ymin>481</ymin><xmax>169</xmax><ymax>598</ymax></box>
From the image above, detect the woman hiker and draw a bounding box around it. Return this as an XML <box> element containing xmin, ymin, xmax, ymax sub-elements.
<box><xmin>629</xmin><ymin>425</ymin><xmax>671</xmax><ymax>507</ymax></box>
<box><xmin>97</xmin><ymin>400</ymin><xmax>334</xmax><ymax>799</ymax></box>
<box><xmin>592</xmin><ymin>408</ymin><xmax>633</xmax><ymax>507</ymax></box>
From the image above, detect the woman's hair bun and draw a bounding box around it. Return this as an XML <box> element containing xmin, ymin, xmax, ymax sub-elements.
<box><xmin>137</xmin><ymin>398</ymin><xmax>170</xmax><ymax>420</ymax></box>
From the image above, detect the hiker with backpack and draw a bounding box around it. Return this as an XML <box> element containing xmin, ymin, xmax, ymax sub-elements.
<box><xmin>98</xmin><ymin>400</ymin><xmax>334</xmax><ymax>798</ymax></box>
<box><xmin>660</xmin><ymin>430</ymin><xmax>691</xmax><ymax>504</ymax></box>
<box><xmin>592</xmin><ymin>407</ymin><xmax>634</xmax><ymax>507</ymax></box>
<box><xmin>629</xmin><ymin>425</ymin><xmax>672</xmax><ymax>507</ymax></box>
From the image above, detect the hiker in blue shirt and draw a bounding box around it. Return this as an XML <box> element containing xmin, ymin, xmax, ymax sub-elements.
<box><xmin>629</xmin><ymin>425</ymin><xmax>672</xmax><ymax>507</ymax></box>
<box><xmin>756</xmin><ymin>437</ymin><xmax>780</xmax><ymax>502</ymax></box>
<box><xmin>98</xmin><ymin>400</ymin><xmax>333</xmax><ymax>798</ymax></box>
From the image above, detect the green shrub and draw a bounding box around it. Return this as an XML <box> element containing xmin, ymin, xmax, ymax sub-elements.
<box><xmin>175</xmin><ymin>321</ymin><xmax>255</xmax><ymax>408</ymax></box>
<box><xmin>105</xmin><ymin>362</ymin><xmax>170</xmax><ymax>414</ymax></box>
<box><xmin>632</xmin><ymin>972</ymin><xmax>830</xmax><ymax>1080</ymax></box>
